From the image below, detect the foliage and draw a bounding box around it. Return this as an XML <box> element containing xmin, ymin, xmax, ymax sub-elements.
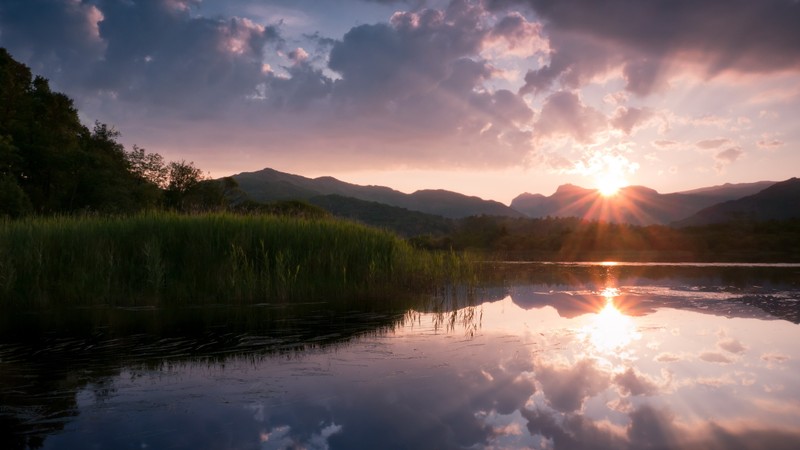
<box><xmin>420</xmin><ymin>215</ymin><xmax>800</xmax><ymax>262</ymax></box>
<box><xmin>0</xmin><ymin>48</ymin><xmax>247</xmax><ymax>215</ymax></box>
<box><xmin>125</xmin><ymin>145</ymin><xmax>169</xmax><ymax>188</ymax></box>
<box><xmin>0</xmin><ymin>213</ymin><xmax>474</xmax><ymax>307</ymax></box>
<box><xmin>0</xmin><ymin>174</ymin><xmax>31</xmax><ymax>218</ymax></box>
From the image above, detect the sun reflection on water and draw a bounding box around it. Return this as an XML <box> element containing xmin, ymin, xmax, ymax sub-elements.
<box><xmin>582</xmin><ymin>287</ymin><xmax>640</xmax><ymax>353</ymax></box>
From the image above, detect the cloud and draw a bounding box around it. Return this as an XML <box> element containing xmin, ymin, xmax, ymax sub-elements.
<box><xmin>519</xmin><ymin>28</ymin><xmax>622</xmax><ymax>96</ymax></box>
<box><xmin>262</xmin><ymin>60</ymin><xmax>333</xmax><ymax>111</ymax></box>
<box><xmin>757</xmin><ymin>138</ymin><xmax>784</xmax><ymax>150</ymax></box>
<box><xmin>654</xmin><ymin>352</ymin><xmax>685</xmax><ymax>363</ymax></box>
<box><xmin>535</xmin><ymin>91</ymin><xmax>606</xmax><ymax>142</ymax></box>
<box><xmin>0</xmin><ymin>0</ymin><xmax>543</xmax><ymax>169</ymax></box>
<box><xmin>611</xmin><ymin>107</ymin><xmax>655</xmax><ymax>135</ymax></box>
<box><xmin>653</xmin><ymin>140</ymin><xmax>678</xmax><ymax>149</ymax></box>
<box><xmin>505</xmin><ymin>0</ymin><xmax>800</xmax><ymax>97</ymax></box>
<box><xmin>314</xmin><ymin>2</ymin><xmax>536</xmax><ymax>165</ymax></box>
<box><xmin>4</xmin><ymin>0</ymin><xmax>796</xmax><ymax>179</ymax></box>
<box><xmin>522</xmin><ymin>407</ymin><xmax>626</xmax><ymax>450</ymax></box>
<box><xmin>627</xmin><ymin>404</ymin><xmax>680</xmax><ymax>448</ymax></box>
<box><xmin>717</xmin><ymin>338</ymin><xmax>746</xmax><ymax>354</ymax></box>
<box><xmin>487</xmin><ymin>12</ymin><xmax>547</xmax><ymax>55</ymax></box>
<box><xmin>761</xmin><ymin>352</ymin><xmax>790</xmax><ymax>364</ymax></box>
<box><xmin>0</xmin><ymin>0</ymin><xmax>285</xmax><ymax>118</ymax></box>
<box><xmin>535</xmin><ymin>358</ymin><xmax>611</xmax><ymax>413</ymax></box>
<box><xmin>696</xmin><ymin>138</ymin><xmax>732</xmax><ymax>149</ymax></box>
<box><xmin>90</xmin><ymin>1</ymin><xmax>279</xmax><ymax>112</ymax></box>
<box><xmin>328</xmin><ymin>6</ymin><xmax>485</xmax><ymax>107</ymax></box>
<box><xmin>713</xmin><ymin>147</ymin><xmax>744</xmax><ymax>172</ymax></box>
<box><xmin>0</xmin><ymin>0</ymin><xmax>106</xmax><ymax>84</ymax></box>
<box><xmin>613</xmin><ymin>367</ymin><xmax>659</xmax><ymax>396</ymax></box>
<box><xmin>699</xmin><ymin>351</ymin><xmax>734</xmax><ymax>364</ymax></box>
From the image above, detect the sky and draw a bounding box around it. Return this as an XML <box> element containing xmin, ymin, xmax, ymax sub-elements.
<box><xmin>1</xmin><ymin>0</ymin><xmax>799</xmax><ymax>204</ymax></box>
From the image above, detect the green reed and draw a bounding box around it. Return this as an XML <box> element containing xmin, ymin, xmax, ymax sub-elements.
<box><xmin>0</xmin><ymin>212</ymin><xmax>473</xmax><ymax>308</ymax></box>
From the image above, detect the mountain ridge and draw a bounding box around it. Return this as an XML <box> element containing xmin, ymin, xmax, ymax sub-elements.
<box><xmin>231</xmin><ymin>167</ymin><xmax>787</xmax><ymax>226</ymax></box>
<box><xmin>675</xmin><ymin>178</ymin><xmax>800</xmax><ymax>226</ymax></box>
<box><xmin>510</xmin><ymin>181</ymin><xmax>778</xmax><ymax>225</ymax></box>
<box><xmin>233</xmin><ymin>168</ymin><xmax>524</xmax><ymax>219</ymax></box>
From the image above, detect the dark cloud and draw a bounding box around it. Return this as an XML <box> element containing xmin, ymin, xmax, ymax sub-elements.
<box><xmin>535</xmin><ymin>358</ymin><xmax>610</xmax><ymax>413</ymax></box>
<box><xmin>91</xmin><ymin>0</ymin><xmax>278</xmax><ymax>112</ymax></box>
<box><xmin>318</xmin><ymin>1</ymin><xmax>535</xmax><ymax>165</ymax></box>
<box><xmin>0</xmin><ymin>0</ymin><xmax>537</xmax><ymax>169</ymax></box>
<box><xmin>263</xmin><ymin>61</ymin><xmax>333</xmax><ymax>111</ymax></box>
<box><xmin>277</xmin><ymin>344</ymin><xmax>537</xmax><ymax>449</ymax></box>
<box><xmin>0</xmin><ymin>0</ymin><xmax>280</xmax><ymax>115</ymax></box>
<box><xmin>510</xmin><ymin>0</ymin><xmax>800</xmax><ymax>96</ymax></box>
<box><xmin>613</xmin><ymin>367</ymin><xmax>659</xmax><ymax>396</ymax></box>
<box><xmin>329</xmin><ymin>5</ymin><xmax>485</xmax><ymax>108</ymax></box>
<box><xmin>627</xmin><ymin>404</ymin><xmax>680</xmax><ymax>449</ymax></box>
<box><xmin>519</xmin><ymin>29</ymin><xmax>619</xmax><ymax>96</ymax></box>
<box><xmin>0</xmin><ymin>0</ymin><xmax>106</xmax><ymax>83</ymax></box>
<box><xmin>623</xmin><ymin>58</ymin><xmax>670</xmax><ymax>96</ymax></box>
<box><xmin>522</xmin><ymin>407</ymin><xmax>626</xmax><ymax>450</ymax></box>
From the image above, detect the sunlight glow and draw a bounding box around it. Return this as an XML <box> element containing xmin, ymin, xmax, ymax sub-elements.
<box><xmin>582</xmin><ymin>288</ymin><xmax>640</xmax><ymax>353</ymax></box>
<box><xmin>596</xmin><ymin>172</ymin><xmax>628</xmax><ymax>197</ymax></box>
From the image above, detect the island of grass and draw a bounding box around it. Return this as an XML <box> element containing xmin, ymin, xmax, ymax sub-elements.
<box><xmin>0</xmin><ymin>212</ymin><xmax>472</xmax><ymax>308</ymax></box>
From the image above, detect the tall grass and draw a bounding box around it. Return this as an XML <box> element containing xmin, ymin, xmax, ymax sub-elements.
<box><xmin>0</xmin><ymin>212</ymin><xmax>473</xmax><ymax>308</ymax></box>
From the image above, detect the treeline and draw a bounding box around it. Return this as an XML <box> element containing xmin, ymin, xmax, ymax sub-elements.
<box><xmin>411</xmin><ymin>215</ymin><xmax>800</xmax><ymax>262</ymax></box>
<box><xmin>0</xmin><ymin>48</ymin><xmax>268</xmax><ymax>217</ymax></box>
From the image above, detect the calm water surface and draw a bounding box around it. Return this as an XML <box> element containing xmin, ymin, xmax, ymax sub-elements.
<box><xmin>2</xmin><ymin>263</ymin><xmax>800</xmax><ymax>449</ymax></box>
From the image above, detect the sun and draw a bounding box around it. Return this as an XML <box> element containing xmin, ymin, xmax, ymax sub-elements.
<box><xmin>596</xmin><ymin>172</ymin><xmax>628</xmax><ymax>197</ymax></box>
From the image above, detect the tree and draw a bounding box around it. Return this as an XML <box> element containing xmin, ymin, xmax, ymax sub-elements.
<box><xmin>165</xmin><ymin>160</ymin><xmax>205</xmax><ymax>210</ymax></box>
<box><xmin>0</xmin><ymin>174</ymin><xmax>31</xmax><ymax>218</ymax></box>
<box><xmin>125</xmin><ymin>145</ymin><xmax>168</xmax><ymax>188</ymax></box>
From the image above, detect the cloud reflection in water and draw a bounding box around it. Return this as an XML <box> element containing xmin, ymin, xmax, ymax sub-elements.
<box><xmin>5</xmin><ymin>265</ymin><xmax>800</xmax><ymax>449</ymax></box>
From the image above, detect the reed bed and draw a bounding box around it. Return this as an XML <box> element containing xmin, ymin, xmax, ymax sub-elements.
<box><xmin>0</xmin><ymin>212</ymin><xmax>472</xmax><ymax>308</ymax></box>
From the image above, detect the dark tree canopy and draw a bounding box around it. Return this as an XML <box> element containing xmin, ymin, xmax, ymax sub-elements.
<box><xmin>0</xmin><ymin>48</ymin><xmax>245</xmax><ymax>216</ymax></box>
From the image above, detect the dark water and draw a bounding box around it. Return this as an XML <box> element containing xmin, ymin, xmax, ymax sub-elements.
<box><xmin>2</xmin><ymin>263</ymin><xmax>800</xmax><ymax>449</ymax></box>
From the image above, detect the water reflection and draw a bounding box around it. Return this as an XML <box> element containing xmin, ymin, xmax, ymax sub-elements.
<box><xmin>581</xmin><ymin>288</ymin><xmax>641</xmax><ymax>353</ymax></box>
<box><xmin>1</xmin><ymin>263</ymin><xmax>799</xmax><ymax>449</ymax></box>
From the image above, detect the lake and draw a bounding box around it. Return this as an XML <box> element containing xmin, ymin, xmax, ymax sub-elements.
<box><xmin>2</xmin><ymin>263</ymin><xmax>799</xmax><ymax>449</ymax></box>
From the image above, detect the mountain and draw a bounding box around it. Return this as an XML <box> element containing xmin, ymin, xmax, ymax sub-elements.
<box><xmin>510</xmin><ymin>181</ymin><xmax>777</xmax><ymax>225</ymax></box>
<box><xmin>233</xmin><ymin>168</ymin><xmax>524</xmax><ymax>219</ymax></box>
<box><xmin>675</xmin><ymin>181</ymin><xmax>776</xmax><ymax>198</ymax></box>
<box><xmin>675</xmin><ymin>178</ymin><xmax>800</xmax><ymax>226</ymax></box>
<box><xmin>307</xmin><ymin>195</ymin><xmax>455</xmax><ymax>237</ymax></box>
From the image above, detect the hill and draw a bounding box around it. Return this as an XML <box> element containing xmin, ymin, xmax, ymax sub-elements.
<box><xmin>675</xmin><ymin>178</ymin><xmax>800</xmax><ymax>226</ymax></box>
<box><xmin>233</xmin><ymin>168</ymin><xmax>523</xmax><ymax>219</ymax></box>
<box><xmin>510</xmin><ymin>181</ymin><xmax>776</xmax><ymax>225</ymax></box>
<box><xmin>307</xmin><ymin>195</ymin><xmax>455</xmax><ymax>237</ymax></box>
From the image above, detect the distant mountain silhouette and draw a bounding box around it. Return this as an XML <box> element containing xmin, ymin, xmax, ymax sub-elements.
<box><xmin>233</xmin><ymin>168</ymin><xmax>524</xmax><ymax>219</ymax></box>
<box><xmin>511</xmin><ymin>181</ymin><xmax>776</xmax><ymax>225</ymax></box>
<box><xmin>675</xmin><ymin>178</ymin><xmax>800</xmax><ymax>226</ymax></box>
<box><xmin>308</xmin><ymin>194</ymin><xmax>455</xmax><ymax>237</ymax></box>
